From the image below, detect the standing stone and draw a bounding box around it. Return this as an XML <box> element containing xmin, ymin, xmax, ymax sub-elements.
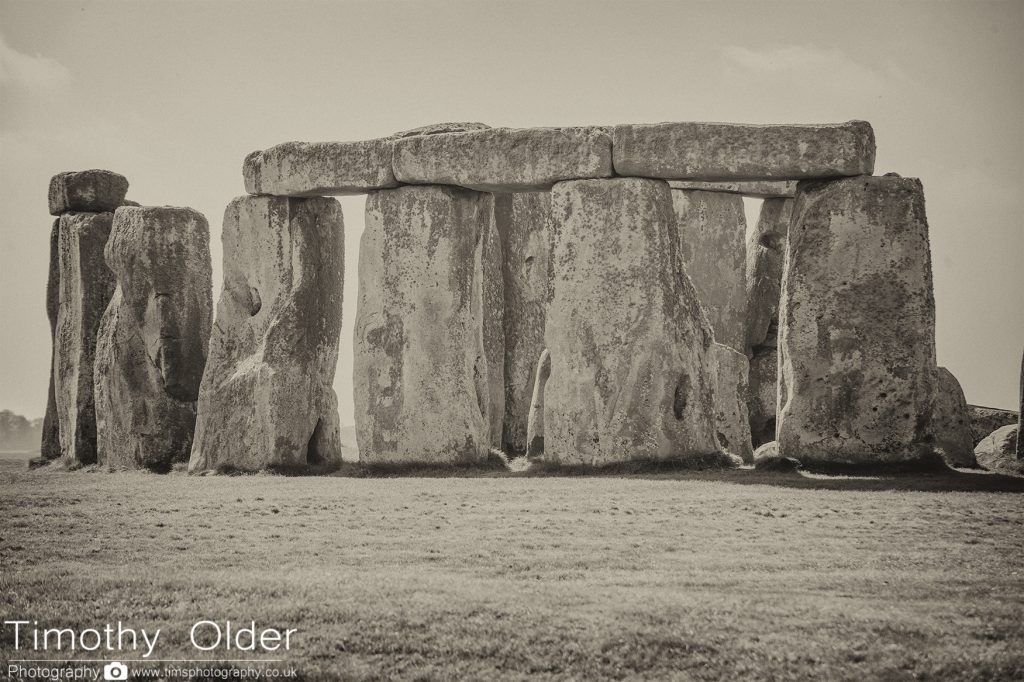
<box><xmin>747</xmin><ymin>349</ymin><xmax>779</xmax><ymax>447</ymax></box>
<box><xmin>54</xmin><ymin>212</ymin><xmax>116</xmax><ymax>466</ymax></box>
<box><xmin>543</xmin><ymin>178</ymin><xmax>723</xmax><ymax>466</ymax></box>
<box><xmin>498</xmin><ymin>192</ymin><xmax>552</xmax><ymax>455</ymax></box>
<box><xmin>929</xmin><ymin>367</ymin><xmax>976</xmax><ymax>468</ymax></box>
<box><xmin>745</xmin><ymin>198</ymin><xmax>792</xmax><ymax>353</ymax></box>
<box><xmin>711</xmin><ymin>343</ymin><xmax>754</xmax><ymax>462</ymax></box>
<box><xmin>48</xmin><ymin>170</ymin><xmax>128</xmax><ymax>215</ymax></box>
<box><xmin>778</xmin><ymin>176</ymin><xmax>937</xmax><ymax>466</ymax></box>
<box><xmin>671</xmin><ymin>190</ymin><xmax>748</xmax><ymax>352</ymax></box>
<box><xmin>482</xmin><ymin>199</ymin><xmax>506</xmax><ymax>448</ymax></box>
<box><xmin>94</xmin><ymin>207</ymin><xmax>212</xmax><ymax>471</ymax></box>
<box><xmin>354</xmin><ymin>185</ymin><xmax>503</xmax><ymax>464</ymax></box>
<box><xmin>526</xmin><ymin>349</ymin><xmax>551</xmax><ymax>458</ymax></box>
<box><xmin>40</xmin><ymin>219</ymin><xmax>61</xmax><ymax>459</ymax></box>
<box><xmin>189</xmin><ymin>196</ymin><xmax>344</xmax><ymax>472</ymax></box>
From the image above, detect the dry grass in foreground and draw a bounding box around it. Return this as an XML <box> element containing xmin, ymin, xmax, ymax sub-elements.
<box><xmin>1</xmin><ymin>456</ymin><xmax>1023</xmax><ymax>680</ymax></box>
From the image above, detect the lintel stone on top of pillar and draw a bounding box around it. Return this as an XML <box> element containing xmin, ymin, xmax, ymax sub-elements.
<box><xmin>48</xmin><ymin>169</ymin><xmax>129</xmax><ymax>215</ymax></box>
<box><xmin>243</xmin><ymin>138</ymin><xmax>400</xmax><ymax>197</ymax></box>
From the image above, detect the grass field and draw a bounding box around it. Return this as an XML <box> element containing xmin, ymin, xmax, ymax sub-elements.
<box><xmin>1</xmin><ymin>454</ymin><xmax>1023</xmax><ymax>681</ymax></box>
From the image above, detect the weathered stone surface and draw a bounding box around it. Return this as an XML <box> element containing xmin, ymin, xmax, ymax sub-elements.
<box><xmin>543</xmin><ymin>178</ymin><xmax>722</xmax><ymax>466</ymax></box>
<box><xmin>54</xmin><ymin>212</ymin><xmax>116</xmax><ymax>466</ymax></box>
<box><xmin>967</xmin><ymin>405</ymin><xmax>1019</xmax><ymax>446</ymax></box>
<box><xmin>498</xmin><ymin>192</ymin><xmax>552</xmax><ymax>455</ymax></box>
<box><xmin>667</xmin><ymin>180</ymin><xmax>797</xmax><ymax>197</ymax></box>
<box><xmin>778</xmin><ymin>176</ymin><xmax>937</xmax><ymax>466</ymax></box>
<box><xmin>526</xmin><ymin>349</ymin><xmax>551</xmax><ymax>459</ymax></box>
<box><xmin>189</xmin><ymin>196</ymin><xmax>344</xmax><ymax>472</ymax></box>
<box><xmin>354</xmin><ymin>185</ymin><xmax>503</xmax><ymax>464</ymax></box>
<box><xmin>711</xmin><ymin>343</ymin><xmax>753</xmax><ymax>462</ymax></box>
<box><xmin>612</xmin><ymin>120</ymin><xmax>875</xmax><ymax>181</ymax></box>
<box><xmin>393</xmin><ymin>127</ymin><xmax>613</xmax><ymax>192</ymax></box>
<box><xmin>745</xmin><ymin>198</ymin><xmax>792</xmax><ymax>354</ymax></box>
<box><xmin>94</xmin><ymin>207</ymin><xmax>212</xmax><ymax>471</ymax></box>
<box><xmin>974</xmin><ymin>425</ymin><xmax>1021</xmax><ymax>475</ymax></box>
<box><xmin>392</xmin><ymin>122</ymin><xmax>491</xmax><ymax>138</ymax></box>
<box><xmin>929</xmin><ymin>367</ymin><xmax>976</xmax><ymax>467</ymax></box>
<box><xmin>48</xmin><ymin>170</ymin><xmax>128</xmax><ymax>215</ymax></box>
<box><xmin>671</xmin><ymin>189</ymin><xmax>747</xmax><ymax>351</ymax></box>
<box><xmin>752</xmin><ymin>441</ymin><xmax>779</xmax><ymax>461</ymax></box>
<box><xmin>243</xmin><ymin>138</ymin><xmax>399</xmax><ymax>197</ymax></box>
<box><xmin>482</xmin><ymin>199</ymin><xmax>506</xmax><ymax>448</ymax></box>
<box><xmin>747</xmin><ymin>348</ymin><xmax>778</xmax><ymax>447</ymax></box>
<box><xmin>41</xmin><ymin>219</ymin><xmax>61</xmax><ymax>459</ymax></box>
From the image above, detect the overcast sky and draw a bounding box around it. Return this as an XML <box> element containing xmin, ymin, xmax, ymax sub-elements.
<box><xmin>1</xmin><ymin>0</ymin><xmax>1021</xmax><ymax>425</ymax></box>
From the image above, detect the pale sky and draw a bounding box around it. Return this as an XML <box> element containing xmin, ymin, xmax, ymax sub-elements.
<box><xmin>1</xmin><ymin>0</ymin><xmax>1021</xmax><ymax>425</ymax></box>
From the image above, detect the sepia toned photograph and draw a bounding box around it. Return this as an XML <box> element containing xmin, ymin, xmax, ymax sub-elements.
<box><xmin>1</xmin><ymin>0</ymin><xmax>1022</xmax><ymax>679</ymax></box>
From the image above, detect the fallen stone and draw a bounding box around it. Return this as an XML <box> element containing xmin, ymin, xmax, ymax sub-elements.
<box><xmin>354</xmin><ymin>185</ymin><xmax>503</xmax><ymax>464</ymax></box>
<box><xmin>48</xmin><ymin>170</ymin><xmax>129</xmax><ymax>215</ymax></box>
<box><xmin>974</xmin><ymin>425</ymin><xmax>1021</xmax><ymax>475</ymax></box>
<box><xmin>498</xmin><ymin>192</ymin><xmax>552</xmax><ymax>455</ymax></box>
<box><xmin>41</xmin><ymin>219</ymin><xmax>61</xmax><ymax>459</ymax></box>
<box><xmin>747</xmin><ymin>347</ymin><xmax>778</xmax><ymax>447</ymax></box>
<box><xmin>612</xmin><ymin>120</ymin><xmax>875</xmax><ymax>181</ymax></box>
<box><xmin>671</xmin><ymin>189</ymin><xmax>747</xmax><ymax>351</ymax></box>
<box><xmin>243</xmin><ymin>138</ymin><xmax>399</xmax><ymax>196</ymax></box>
<box><xmin>393</xmin><ymin>126</ymin><xmax>613</xmax><ymax>192</ymax></box>
<box><xmin>392</xmin><ymin>122</ymin><xmax>491</xmax><ymax>138</ymax></box>
<box><xmin>778</xmin><ymin>176</ymin><xmax>937</xmax><ymax>466</ymax></box>
<box><xmin>752</xmin><ymin>441</ymin><xmax>778</xmax><ymax>461</ymax></box>
<box><xmin>526</xmin><ymin>349</ymin><xmax>551</xmax><ymax>459</ymax></box>
<box><xmin>967</xmin><ymin>405</ymin><xmax>1019</xmax><ymax>446</ymax></box>
<box><xmin>94</xmin><ymin>206</ymin><xmax>212</xmax><ymax>471</ymax></box>
<box><xmin>745</xmin><ymin>198</ymin><xmax>792</xmax><ymax>353</ymax></box>
<box><xmin>54</xmin><ymin>212</ymin><xmax>116</xmax><ymax>466</ymax></box>
<box><xmin>189</xmin><ymin>196</ymin><xmax>344</xmax><ymax>472</ymax></box>
<box><xmin>711</xmin><ymin>343</ymin><xmax>753</xmax><ymax>462</ymax></box>
<box><xmin>543</xmin><ymin>178</ymin><xmax>722</xmax><ymax>466</ymax></box>
<box><xmin>930</xmin><ymin>367</ymin><xmax>977</xmax><ymax>467</ymax></box>
<box><xmin>666</xmin><ymin>180</ymin><xmax>797</xmax><ymax>197</ymax></box>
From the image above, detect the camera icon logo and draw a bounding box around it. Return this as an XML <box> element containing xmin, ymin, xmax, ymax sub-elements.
<box><xmin>103</xmin><ymin>661</ymin><xmax>129</xmax><ymax>680</ymax></box>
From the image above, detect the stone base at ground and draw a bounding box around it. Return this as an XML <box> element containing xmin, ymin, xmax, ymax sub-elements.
<box><xmin>711</xmin><ymin>343</ymin><xmax>753</xmax><ymax>462</ymax></box>
<box><xmin>930</xmin><ymin>367</ymin><xmax>976</xmax><ymax>467</ymax></box>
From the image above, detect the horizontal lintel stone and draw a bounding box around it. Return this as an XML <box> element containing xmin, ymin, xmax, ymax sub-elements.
<box><xmin>48</xmin><ymin>170</ymin><xmax>129</xmax><ymax>215</ymax></box>
<box><xmin>243</xmin><ymin>138</ymin><xmax>399</xmax><ymax>197</ymax></box>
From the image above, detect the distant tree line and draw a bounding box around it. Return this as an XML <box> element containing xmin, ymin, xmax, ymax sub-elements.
<box><xmin>0</xmin><ymin>410</ymin><xmax>42</xmax><ymax>452</ymax></box>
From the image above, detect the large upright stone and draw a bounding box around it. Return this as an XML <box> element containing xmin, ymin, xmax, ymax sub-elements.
<box><xmin>40</xmin><ymin>219</ymin><xmax>61</xmax><ymax>459</ymax></box>
<box><xmin>94</xmin><ymin>207</ymin><xmax>212</xmax><ymax>471</ymax></box>
<box><xmin>745</xmin><ymin>198</ymin><xmax>792</xmax><ymax>354</ymax></box>
<box><xmin>671</xmin><ymin>190</ymin><xmax>747</xmax><ymax>351</ymax></box>
<box><xmin>747</xmin><ymin>348</ymin><xmax>778</xmax><ymax>447</ymax></box>
<box><xmin>612</xmin><ymin>120</ymin><xmax>875</xmax><ymax>180</ymax></box>
<box><xmin>243</xmin><ymin>138</ymin><xmax>399</xmax><ymax>196</ymax></box>
<box><xmin>498</xmin><ymin>192</ymin><xmax>552</xmax><ymax>455</ymax></box>
<box><xmin>189</xmin><ymin>196</ymin><xmax>344</xmax><ymax>472</ymax></box>
<box><xmin>48</xmin><ymin>170</ymin><xmax>128</xmax><ymax>216</ymax></box>
<box><xmin>778</xmin><ymin>176</ymin><xmax>937</xmax><ymax>466</ymax></box>
<box><xmin>354</xmin><ymin>185</ymin><xmax>504</xmax><ymax>464</ymax></box>
<box><xmin>526</xmin><ymin>349</ymin><xmax>551</xmax><ymax>458</ymax></box>
<box><xmin>54</xmin><ymin>212</ymin><xmax>116</xmax><ymax>466</ymax></box>
<box><xmin>543</xmin><ymin>178</ymin><xmax>722</xmax><ymax>466</ymax></box>
<box><xmin>929</xmin><ymin>367</ymin><xmax>976</xmax><ymax>468</ymax></box>
<box><xmin>393</xmin><ymin>127</ymin><xmax>613</xmax><ymax>192</ymax></box>
<box><xmin>711</xmin><ymin>343</ymin><xmax>753</xmax><ymax>462</ymax></box>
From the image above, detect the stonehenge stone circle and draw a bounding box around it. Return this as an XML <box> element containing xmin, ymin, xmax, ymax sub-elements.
<box><xmin>542</xmin><ymin>178</ymin><xmax>722</xmax><ymax>466</ymax></box>
<box><xmin>94</xmin><ymin>207</ymin><xmax>212</xmax><ymax>471</ymax></box>
<box><xmin>498</xmin><ymin>192</ymin><xmax>552</xmax><ymax>455</ymax></box>
<box><xmin>612</xmin><ymin>120</ymin><xmax>875</xmax><ymax>180</ymax></box>
<box><xmin>667</xmin><ymin>180</ymin><xmax>797</xmax><ymax>198</ymax></box>
<box><xmin>40</xmin><ymin>219</ymin><xmax>62</xmax><ymax>460</ymax></box>
<box><xmin>778</xmin><ymin>176</ymin><xmax>938</xmax><ymax>466</ymax></box>
<box><xmin>671</xmin><ymin>189</ymin><xmax>748</xmax><ymax>352</ymax></box>
<box><xmin>710</xmin><ymin>343</ymin><xmax>754</xmax><ymax>462</ymax></box>
<box><xmin>929</xmin><ymin>367</ymin><xmax>976</xmax><ymax>468</ymax></box>
<box><xmin>526</xmin><ymin>349</ymin><xmax>551</xmax><ymax>459</ymax></box>
<box><xmin>354</xmin><ymin>185</ymin><xmax>503</xmax><ymax>464</ymax></box>
<box><xmin>48</xmin><ymin>169</ymin><xmax>128</xmax><ymax>216</ymax></box>
<box><xmin>189</xmin><ymin>196</ymin><xmax>344</xmax><ymax>472</ymax></box>
<box><xmin>244</xmin><ymin>138</ymin><xmax>400</xmax><ymax>196</ymax></box>
<box><xmin>54</xmin><ymin>211</ymin><xmax>117</xmax><ymax>466</ymax></box>
<box><xmin>393</xmin><ymin>126</ymin><xmax>613</xmax><ymax>192</ymax></box>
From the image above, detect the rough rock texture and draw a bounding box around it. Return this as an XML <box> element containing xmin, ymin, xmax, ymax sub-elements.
<box><xmin>393</xmin><ymin>127</ymin><xmax>613</xmax><ymax>192</ymax></box>
<box><xmin>40</xmin><ymin>219</ymin><xmax>61</xmax><ymax>459</ymax></box>
<box><xmin>543</xmin><ymin>178</ymin><xmax>722</xmax><ymax>466</ymax></box>
<box><xmin>612</xmin><ymin>121</ymin><xmax>875</xmax><ymax>180</ymax></box>
<box><xmin>929</xmin><ymin>367</ymin><xmax>976</xmax><ymax>467</ymax></box>
<box><xmin>498</xmin><ymin>192</ymin><xmax>553</xmax><ymax>455</ymax></box>
<box><xmin>482</xmin><ymin>199</ymin><xmax>506</xmax><ymax>448</ymax></box>
<box><xmin>667</xmin><ymin>180</ymin><xmax>797</xmax><ymax>197</ymax></box>
<box><xmin>526</xmin><ymin>349</ymin><xmax>551</xmax><ymax>459</ymax></box>
<box><xmin>392</xmin><ymin>122</ymin><xmax>491</xmax><ymax>138</ymax></box>
<box><xmin>54</xmin><ymin>212</ymin><xmax>116</xmax><ymax>466</ymax></box>
<box><xmin>752</xmin><ymin>441</ymin><xmax>779</xmax><ymax>461</ymax></box>
<box><xmin>189</xmin><ymin>196</ymin><xmax>344</xmax><ymax>472</ymax></box>
<box><xmin>778</xmin><ymin>176</ymin><xmax>937</xmax><ymax>466</ymax></box>
<box><xmin>48</xmin><ymin>170</ymin><xmax>128</xmax><ymax>216</ymax></box>
<box><xmin>747</xmin><ymin>348</ymin><xmax>778</xmax><ymax>447</ymax></box>
<box><xmin>671</xmin><ymin>190</ymin><xmax>748</xmax><ymax>351</ymax></box>
<box><xmin>94</xmin><ymin>207</ymin><xmax>212</xmax><ymax>471</ymax></box>
<box><xmin>243</xmin><ymin>139</ymin><xmax>399</xmax><ymax>196</ymax></box>
<box><xmin>711</xmin><ymin>343</ymin><xmax>753</xmax><ymax>462</ymax></box>
<box><xmin>745</xmin><ymin>198</ymin><xmax>792</xmax><ymax>354</ymax></box>
<box><xmin>974</xmin><ymin>425</ymin><xmax>1021</xmax><ymax>475</ymax></box>
<box><xmin>354</xmin><ymin>185</ymin><xmax>504</xmax><ymax>464</ymax></box>
<box><xmin>967</xmin><ymin>405</ymin><xmax>1019</xmax><ymax>446</ymax></box>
